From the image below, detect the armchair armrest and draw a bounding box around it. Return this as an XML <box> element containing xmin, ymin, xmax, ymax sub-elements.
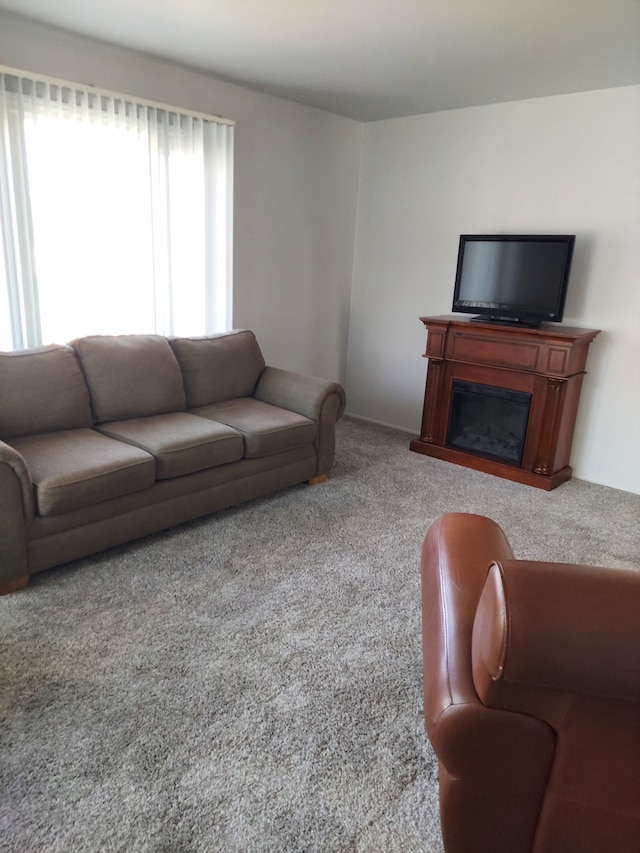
<box><xmin>421</xmin><ymin>512</ymin><xmax>515</xmax><ymax>725</ymax></box>
<box><xmin>0</xmin><ymin>440</ymin><xmax>33</xmax><ymax>590</ymax></box>
<box><xmin>421</xmin><ymin>514</ymin><xmax>554</xmax><ymax>853</ymax></box>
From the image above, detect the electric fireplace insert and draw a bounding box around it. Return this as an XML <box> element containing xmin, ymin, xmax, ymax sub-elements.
<box><xmin>446</xmin><ymin>380</ymin><xmax>532</xmax><ymax>465</ymax></box>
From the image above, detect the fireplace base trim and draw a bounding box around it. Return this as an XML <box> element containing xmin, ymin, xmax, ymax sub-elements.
<box><xmin>409</xmin><ymin>438</ymin><xmax>572</xmax><ymax>491</ymax></box>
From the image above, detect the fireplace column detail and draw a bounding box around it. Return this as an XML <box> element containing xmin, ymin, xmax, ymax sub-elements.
<box><xmin>409</xmin><ymin>316</ymin><xmax>600</xmax><ymax>490</ymax></box>
<box><xmin>534</xmin><ymin>377</ymin><xmax>567</xmax><ymax>476</ymax></box>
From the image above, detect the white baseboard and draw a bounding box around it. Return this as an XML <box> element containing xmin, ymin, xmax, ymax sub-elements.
<box><xmin>342</xmin><ymin>411</ymin><xmax>417</xmax><ymax>436</ymax></box>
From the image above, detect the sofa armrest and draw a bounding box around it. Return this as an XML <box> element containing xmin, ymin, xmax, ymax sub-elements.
<box><xmin>0</xmin><ymin>440</ymin><xmax>33</xmax><ymax>588</ymax></box>
<box><xmin>254</xmin><ymin>367</ymin><xmax>346</xmax><ymax>477</ymax></box>
<box><xmin>473</xmin><ymin>559</ymin><xmax>640</xmax><ymax>705</ymax></box>
<box><xmin>254</xmin><ymin>366</ymin><xmax>346</xmax><ymax>422</ymax></box>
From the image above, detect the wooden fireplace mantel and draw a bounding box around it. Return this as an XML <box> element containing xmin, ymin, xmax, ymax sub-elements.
<box><xmin>409</xmin><ymin>315</ymin><xmax>600</xmax><ymax>489</ymax></box>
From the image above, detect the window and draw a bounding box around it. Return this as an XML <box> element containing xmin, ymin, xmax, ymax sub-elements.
<box><xmin>0</xmin><ymin>68</ymin><xmax>234</xmax><ymax>351</ymax></box>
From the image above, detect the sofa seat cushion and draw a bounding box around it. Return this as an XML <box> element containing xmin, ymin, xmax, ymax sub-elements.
<box><xmin>191</xmin><ymin>398</ymin><xmax>317</xmax><ymax>458</ymax></box>
<box><xmin>10</xmin><ymin>429</ymin><xmax>156</xmax><ymax>516</ymax></box>
<box><xmin>96</xmin><ymin>413</ymin><xmax>244</xmax><ymax>479</ymax></box>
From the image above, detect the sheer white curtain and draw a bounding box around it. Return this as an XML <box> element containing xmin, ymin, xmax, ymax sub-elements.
<box><xmin>0</xmin><ymin>68</ymin><xmax>234</xmax><ymax>351</ymax></box>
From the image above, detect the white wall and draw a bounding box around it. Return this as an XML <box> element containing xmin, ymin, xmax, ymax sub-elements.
<box><xmin>347</xmin><ymin>86</ymin><xmax>640</xmax><ymax>493</ymax></box>
<box><xmin>0</xmin><ymin>12</ymin><xmax>362</xmax><ymax>382</ymax></box>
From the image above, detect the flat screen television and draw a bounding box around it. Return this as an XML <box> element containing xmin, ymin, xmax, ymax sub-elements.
<box><xmin>451</xmin><ymin>234</ymin><xmax>575</xmax><ymax>327</ymax></box>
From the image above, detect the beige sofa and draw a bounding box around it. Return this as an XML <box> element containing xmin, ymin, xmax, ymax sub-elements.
<box><xmin>0</xmin><ymin>330</ymin><xmax>346</xmax><ymax>593</ymax></box>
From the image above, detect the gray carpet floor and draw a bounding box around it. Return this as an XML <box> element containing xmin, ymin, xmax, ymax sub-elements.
<box><xmin>1</xmin><ymin>416</ymin><xmax>639</xmax><ymax>852</ymax></box>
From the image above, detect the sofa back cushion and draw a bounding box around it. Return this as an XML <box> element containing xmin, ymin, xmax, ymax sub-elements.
<box><xmin>171</xmin><ymin>330</ymin><xmax>266</xmax><ymax>408</ymax></box>
<box><xmin>0</xmin><ymin>344</ymin><xmax>93</xmax><ymax>439</ymax></box>
<box><xmin>73</xmin><ymin>335</ymin><xmax>186</xmax><ymax>422</ymax></box>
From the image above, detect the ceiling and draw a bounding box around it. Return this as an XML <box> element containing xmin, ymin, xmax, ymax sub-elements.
<box><xmin>1</xmin><ymin>0</ymin><xmax>639</xmax><ymax>122</ymax></box>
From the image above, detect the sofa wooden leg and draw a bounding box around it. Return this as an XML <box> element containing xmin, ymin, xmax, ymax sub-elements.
<box><xmin>0</xmin><ymin>575</ymin><xmax>30</xmax><ymax>595</ymax></box>
<box><xmin>308</xmin><ymin>474</ymin><xmax>328</xmax><ymax>485</ymax></box>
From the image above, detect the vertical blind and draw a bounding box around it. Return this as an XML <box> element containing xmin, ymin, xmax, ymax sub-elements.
<box><xmin>0</xmin><ymin>67</ymin><xmax>234</xmax><ymax>350</ymax></box>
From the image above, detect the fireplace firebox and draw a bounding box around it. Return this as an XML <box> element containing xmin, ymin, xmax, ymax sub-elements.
<box><xmin>409</xmin><ymin>316</ymin><xmax>600</xmax><ymax>489</ymax></box>
<box><xmin>446</xmin><ymin>381</ymin><xmax>531</xmax><ymax>465</ymax></box>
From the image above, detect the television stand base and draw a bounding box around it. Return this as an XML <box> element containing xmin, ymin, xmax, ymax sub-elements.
<box><xmin>470</xmin><ymin>315</ymin><xmax>540</xmax><ymax>328</ymax></box>
<box><xmin>411</xmin><ymin>316</ymin><xmax>601</xmax><ymax>489</ymax></box>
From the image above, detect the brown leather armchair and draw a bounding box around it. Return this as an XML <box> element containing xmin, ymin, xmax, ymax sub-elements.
<box><xmin>421</xmin><ymin>512</ymin><xmax>640</xmax><ymax>853</ymax></box>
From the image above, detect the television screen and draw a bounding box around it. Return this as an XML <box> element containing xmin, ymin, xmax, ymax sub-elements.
<box><xmin>452</xmin><ymin>235</ymin><xmax>575</xmax><ymax>327</ymax></box>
